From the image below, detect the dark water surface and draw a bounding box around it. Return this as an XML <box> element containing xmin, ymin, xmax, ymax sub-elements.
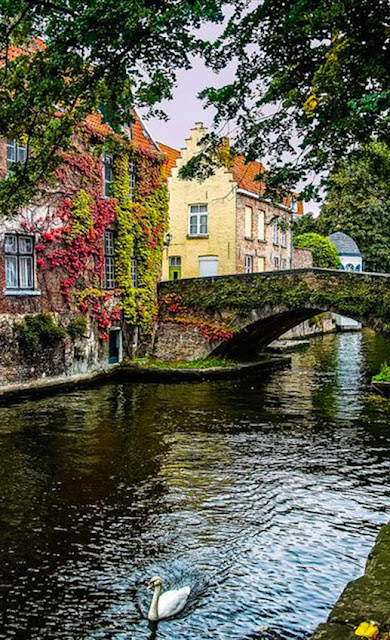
<box><xmin>1</xmin><ymin>331</ymin><xmax>390</xmax><ymax>640</ymax></box>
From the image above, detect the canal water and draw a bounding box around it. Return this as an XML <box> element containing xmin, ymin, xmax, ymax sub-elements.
<box><xmin>0</xmin><ymin>330</ymin><xmax>390</xmax><ymax>640</ymax></box>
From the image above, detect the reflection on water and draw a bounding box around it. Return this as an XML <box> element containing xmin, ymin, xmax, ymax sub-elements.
<box><xmin>0</xmin><ymin>330</ymin><xmax>390</xmax><ymax>640</ymax></box>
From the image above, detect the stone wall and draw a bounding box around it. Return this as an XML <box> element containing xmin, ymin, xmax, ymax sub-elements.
<box><xmin>281</xmin><ymin>312</ymin><xmax>336</xmax><ymax>339</ymax></box>
<box><xmin>292</xmin><ymin>246</ymin><xmax>313</xmax><ymax>269</ymax></box>
<box><xmin>0</xmin><ymin>312</ymin><xmax>129</xmax><ymax>387</ymax></box>
<box><xmin>311</xmin><ymin>523</ymin><xmax>390</xmax><ymax>639</ymax></box>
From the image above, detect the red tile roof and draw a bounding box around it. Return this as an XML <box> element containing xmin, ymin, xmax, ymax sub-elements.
<box><xmin>231</xmin><ymin>156</ymin><xmax>266</xmax><ymax>197</ymax></box>
<box><xmin>157</xmin><ymin>141</ymin><xmax>181</xmax><ymax>178</ymax></box>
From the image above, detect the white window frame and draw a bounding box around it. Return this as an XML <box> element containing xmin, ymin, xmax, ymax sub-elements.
<box><xmin>5</xmin><ymin>233</ymin><xmax>35</xmax><ymax>290</ymax></box>
<box><xmin>188</xmin><ymin>204</ymin><xmax>208</xmax><ymax>237</ymax></box>
<box><xmin>273</xmin><ymin>256</ymin><xmax>279</xmax><ymax>270</ymax></box>
<box><xmin>244</xmin><ymin>254</ymin><xmax>253</xmax><ymax>274</ymax></box>
<box><xmin>280</xmin><ymin>226</ymin><xmax>287</xmax><ymax>247</ymax></box>
<box><xmin>257</xmin><ymin>210</ymin><xmax>265</xmax><ymax>242</ymax></box>
<box><xmin>244</xmin><ymin>206</ymin><xmax>253</xmax><ymax>239</ymax></box>
<box><xmin>103</xmin><ymin>230</ymin><xmax>115</xmax><ymax>289</ymax></box>
<box><xmin>103</xmin><ymin>152</ymin><xmax>113</xmax><ymax>197</ymax></box>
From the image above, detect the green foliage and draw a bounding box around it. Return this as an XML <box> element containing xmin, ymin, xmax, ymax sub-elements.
<box><xmin>112</xmin><ymin>152</ymin><xmax>168</xmax><ymax>332</ymax></box>
<box><xmin>0</xmin><ymin>0</ymin><xmax>224</xmax><ymax>214</ymax></box>
<box><xmin>15</xmin><ymin>313</ymin><xmax>66</xmax><ymax>351</ymax></box>
<box><xmin>130</xmin><ymin>356</ymin><xmax>232</xmax><ymax>369</ymax></box>
<box><xmin>67</xmin><ymin>189</ymin><xmax>93</xmax><ymax>241</ymax></box>
<box><xmin>67</xmin><ymin>316</ymin><xmax>88</xmax><ymax>339</ymax></box>
<box><xmin>372</xmin><ymin>362</ymin><xmax>390</xmax><ymax>383</ymax></box>
<box><xmin>200</xmin><ymin>0</ymin><xmax>390</xmax><ymax>194</ymax></box>
<box><xmin>294</xmin><ymin>233</ymin><xmax>340</xmax><ymax>269</ymax></box>
<box><xmin>319</xmin><ymin>141</ymin><xmax>390</xmax><ymax>272</ymax></box>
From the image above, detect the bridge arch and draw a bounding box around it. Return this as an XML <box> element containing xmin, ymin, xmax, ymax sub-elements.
<box><xmin>156</xmin><ymin>269</ymin><xmax>390</xmax><ymax>361</ymax></box>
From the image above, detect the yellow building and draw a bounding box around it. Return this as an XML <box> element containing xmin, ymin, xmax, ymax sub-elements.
<box><xmin>159</xmin><ymin>123</ymin><xmax>303</xmax><ymax>281</ymax></box>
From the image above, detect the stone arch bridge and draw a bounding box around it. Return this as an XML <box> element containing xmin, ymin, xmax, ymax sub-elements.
<box><xmin>155</xmin><ymin>268</ymin><xmax>390</xmax><ymax>360</ymax></box>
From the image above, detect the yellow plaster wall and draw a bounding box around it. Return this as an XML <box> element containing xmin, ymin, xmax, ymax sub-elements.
<box><xmin>162</xmin><ymin>123</ymin><xmax>237</xmax><ymax>280</ymax></box>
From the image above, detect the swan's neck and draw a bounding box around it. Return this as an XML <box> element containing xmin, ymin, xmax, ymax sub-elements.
<box><xmin>148</xmin><ymin>584</ymin><xmax>162</xmax><ymax>621</ymax></box>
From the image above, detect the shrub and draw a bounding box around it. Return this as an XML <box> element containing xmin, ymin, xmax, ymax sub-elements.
<box><xmin>372</xmin><ymin>362</ymin><xmax>390</xmax><ymax>382</ymax></box>
<box><xmin>15</xmin><ymin>313</ymin><xmax>66</xmax><ymax>351</ymax></box>
<box><xmin>294</xmin><ymin>232</ymin><xmax>341</xmax><ymax>269</ymax></box>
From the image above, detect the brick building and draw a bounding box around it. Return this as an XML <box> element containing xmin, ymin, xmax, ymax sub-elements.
<box><xmin>159</xmin><ymin>123</ymin><xmax>305</xmax><ymax>281</ymax></box>
<box><xmin>0</xmin><ymin>109</ymin><xmax>167</xmax><ymax>386</ymax></box>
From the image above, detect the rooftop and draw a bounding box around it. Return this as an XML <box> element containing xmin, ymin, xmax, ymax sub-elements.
<box><xmin>328</xmin><ymin>232</ymin><xmax>362</xmax><ymax>256</ymax></box>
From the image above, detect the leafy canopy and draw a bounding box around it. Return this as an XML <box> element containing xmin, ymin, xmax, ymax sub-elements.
<box><xmin>201</xmin><ymin>0</ymin><xmax>390</xmax><ymax>198</ymax></box>
<box><xmin>294</xmin><ymin>232</ymin><xmax>340</xmax><ymax>269</ymax></box>
<box><xmin>318</xmin><ymin>141</ymin><xmax>390</xmax><ymax>273</ymax></box>
<box><xmin>0</xmin><ymin>0</ymin><xmax>224</xmax><ymax>214</ymax></box>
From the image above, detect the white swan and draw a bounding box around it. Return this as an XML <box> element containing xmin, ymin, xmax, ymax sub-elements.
<box><xmin>147</xmin><ymin>575</ymin><xmax>191</xmax><ymax>621</ymax></box>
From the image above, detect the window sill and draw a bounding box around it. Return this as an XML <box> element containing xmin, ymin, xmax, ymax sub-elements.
<box><xmin>257</xmin><ymin>239</ymin><xmax>266</xmax><ymax>244</ymax></box>
<box><xmin>244</xmin><ymin>236</ymin><xmax>254</xmax><ymax>241</ymax></box>
<box><xmin>4</xmin><ymin>289</ymin><xmax>41</xmax><ymax>297</ymax></box>
<box><xmin>273</xmin><ymin>242</ymin><xmax>279</xmax><ymax>247</ymax></box>
<box><xmin>187</xmin><ymin>234</ymin><xmax>209</xmax><ymax>239</ymax></box>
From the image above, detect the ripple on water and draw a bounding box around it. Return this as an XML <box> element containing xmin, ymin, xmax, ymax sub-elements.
<box><xmin>0</xmin><ymin>331</ymin><xmax>390</xmax><ymax>639</ymax></box>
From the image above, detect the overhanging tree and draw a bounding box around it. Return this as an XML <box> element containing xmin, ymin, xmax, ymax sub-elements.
<box><xmin>0</xmin><ymin>0</ymin><xmax>224</xmax><ymax>214</ymax></box>
<box><xmin>318</xmin><ymin>141</ymin><xmax>390</xmax><ymax>273</ymax></box>
<box><xmin>201</xmin><ymin>0</ymin><xmax>390</xmax><ymax>199</ymax></box>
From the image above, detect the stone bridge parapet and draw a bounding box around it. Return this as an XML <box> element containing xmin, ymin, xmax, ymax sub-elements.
<box><xmin>155</xmin><ymin>269</ymin><xmax>390</xmax><ymax>360</ymax></box>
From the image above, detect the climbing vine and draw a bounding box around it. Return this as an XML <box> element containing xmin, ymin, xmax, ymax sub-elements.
<box><xmin>161</xmin><ymin>292</ymin><xmax>235</xmax><ymax>343</ymax></box>
<box><xmin>21</xmin><ymin>126</ymin><xmax>167</xmax><ymax>340</ymax></box>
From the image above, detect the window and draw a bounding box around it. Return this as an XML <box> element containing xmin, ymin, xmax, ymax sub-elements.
<box><xmin>280</xmin><ymin>227</ymin><xmax>287</xmax><ymax>247</ymax></box>
<box><xmin>257</xmin><ymin>256</ymin><xmax>265</xmax><ymax>272</ymax></box>
<box><xmin>5</xmin><ymin>234</ymin><xmax>34</xmax><ymax>290</ymax></box>
<box><xmin>272</xmin><ymin>218</ymin><xmax>279</xmax><ymax>245</ymax></box>
<box><xmin>169</xmin><ymin>256</ymin><xmax>181</xmax><ymax>281</ymax></box>
<box><xmin>7</xmin><ymin>140</ymin><xmax>27</xmax><ymax>171</ymax></box>
<box><xmin>258</xmin><ymin>210</ymin><xmax>265</xmax><ymax>241</ymax></box>
<box><xmin>189</xmin><ymin>205</ymin><xmax>208</xmax><ymax>236</ymax></box>
<box><xmin>244</xmin><ymin>206</ymin><xmax>253</xmax><ymax>239</ymax></box>
<box><xmin>244</xmin><ymin>255</ymin><xmax>253</xmax><ymax>273</ymax></box>
<box><xmin>131</xmin><ymin>256</ymin><xmax>138</xmax><ymax>288</ymax></box>
<box><xmin>103</xmin><ymin>230</ymin><xmax>115</xmax><ymax>289</ymax></box>
<box><xmin>129</xmin><ymin>160</ymin><xmax>136</xmax><ymax>201</ymax></box>
<box><xmin>281</xmin><ymin>258</ymin><xmax>287</xmax><ymax>269</ymax></box>
<box><xmin>103</xmin><ymin>153</ymin><xmax>113</xmax><ymax>197</ymax></box>
<box><xmin>273</xmin><ymin>256</ymin><xmax>279</xmax><ymax>270</ymax></box>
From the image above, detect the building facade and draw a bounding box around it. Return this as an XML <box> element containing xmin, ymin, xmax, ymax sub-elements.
<box><xmin>160</xmin><ymin>123</ymin><xmax>304</xmax><ymax>281</ymax></box>
<box><xmin>0</xmin><ymin>112</ymin><xmax>168</xmax><ymax>387</ymax></box>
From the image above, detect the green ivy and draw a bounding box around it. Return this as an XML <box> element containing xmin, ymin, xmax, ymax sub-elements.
<box><xmin>159</xmin><ymin>271</ymin><xmax>390</xmax><ymax>337</ymax></box>
<box><xmin>112</xmin><ymin>151</ymin><xmax>168</xmax><ymax>332</ymax></box>
<box><xmin>67</xmin><ymin>188</ymin><xmax>94</xmax><ymax>241</ymax></box>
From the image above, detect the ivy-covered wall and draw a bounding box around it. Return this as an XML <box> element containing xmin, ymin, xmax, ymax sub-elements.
<box><xmin>156</xmin><ymin>269</ymin><xmax>390</xmax><ymax>360</ymax></box>
<box><xmin>0</xmin><ymin>118</ymin><xmax>168</xmax><ymax>384</ymax></box>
